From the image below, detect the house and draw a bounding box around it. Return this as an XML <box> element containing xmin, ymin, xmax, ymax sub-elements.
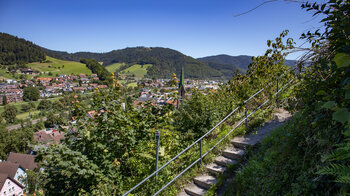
<box><xmin>20</xmin><ymin>68</ymin><xmax>34</xmax><ymax>74</ymax></box>
<box><xmin>35</xmin><ymin>77</ymin><xmax>52</xmax><ymax>84</ymax></box>
<box><xmin>34</xmin><ymin>130</ymin><xmax>65</xmax><ymax>145</ymax></box>
<box><xmin>0</xmin><ymin>162</ymin><xmax>26</xmax><ymax>186</ymax></box>
<box><xmin>7</xmin><ymin>153</ymin><xmax>38</xmax><ymax>171</ymax></box>
<box><xmin>0</xmin><ymin>173</ymin><xmax>24</xmax><ymax>196</ymax></box>
<box><xmin>79</xmin><ymin>74</ymin><xmax>87</xmax><ymax>78</ymax></box>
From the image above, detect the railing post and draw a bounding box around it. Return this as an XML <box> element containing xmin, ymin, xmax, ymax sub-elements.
<box><xmin>155</xmin><ymin>131</ymin><xmax>160</xmax><ymax>179</ymax></box>
<box><xmin>245</xmin><ymin>104</ymin><xmax>248</xmax><ymax>128</ymax></box>
<box><xmin>199</xmin><ymin>139</ymin><xmax>202</xmax><ymax>165</ymax></box>
<box><xmin>276</xmin><ymin>79</ymin><xmax>279</xmax><ymax>108</ymax></box>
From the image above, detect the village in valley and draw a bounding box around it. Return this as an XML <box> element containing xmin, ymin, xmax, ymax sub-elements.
<box><xmin>0</xmin><ymin>63</ymin><xmax>223</xmax><ymax>194</ymax></box>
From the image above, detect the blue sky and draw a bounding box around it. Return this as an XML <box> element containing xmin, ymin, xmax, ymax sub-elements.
<box><xmin>0</xmin><ymin>0</ymin><xmax>322</xmax><ymax>59</ymax></box>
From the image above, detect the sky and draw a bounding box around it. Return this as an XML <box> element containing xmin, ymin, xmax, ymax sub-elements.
<box><xmin>0</xmin><ymin>0</ymin><xmax>322</xmax><ymax>59</ymax></box>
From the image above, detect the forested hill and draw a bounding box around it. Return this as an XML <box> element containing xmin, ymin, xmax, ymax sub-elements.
<box><xmin>0</xmin><ymin>32</ymin><xmax>46</xmax><ymax>65</ymax></box>
<box><xmin>43</xmin><ymin>47</ymin><xmax>224</xmax><ymax>79</ymax></box>
<box><xmin>198</xmin><ymin>54</ymin><xmax>296</xmax><ymax>73</ymax></box>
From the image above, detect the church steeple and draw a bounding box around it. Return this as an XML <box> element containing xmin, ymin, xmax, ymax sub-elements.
<box><xmin>178</xmin><ymin>65</ymin><xmax>185</xmax><ymax>107</ymax></box>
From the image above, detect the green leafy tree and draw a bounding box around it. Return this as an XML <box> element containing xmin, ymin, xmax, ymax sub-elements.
<box><xmin>3</xmin><ymin>105</ymin><xmax>17</xmax><ymax>123</ymax></box>
<box><xmin>37</xmin><ymin>99</ymin><xmax>51</xmax><ymax>110</ymax></box>
<box><xmin>23</xmin><ymin>87</ymin><xmax>40</xmax><ymax>101</ymax></box>
<box><xmin>44</xmin><ymin>112</ymin><xmax>64</xmax><ymax>128</ymax></box>
<box><xmin>39</xmin><ymin>86</ymin><xmax>179</xmax><ymax>194</ymax></box>
<box><xmin>52</xmin><ymin>100</ymin><xmax>64</xmax><ymax>111</ymax></box>
<box><xmin>21</xmin><ymin>170</ymin><xmax>41</xmax><ymax>194</ymax></box>
<box><xmin>0</xmin><ymin>126</ymin><xmax>33</xmax><ymax>160</ymax></box>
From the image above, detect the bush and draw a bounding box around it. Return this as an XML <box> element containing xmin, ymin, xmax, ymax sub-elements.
<box><xmin>23</xmin><ymin>87</ymin><xmax>40</xmax><ymax>101</ymax></box>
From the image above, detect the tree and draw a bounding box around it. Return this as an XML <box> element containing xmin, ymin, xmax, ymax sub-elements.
<box><xmin>44</xmin><ymin>112</ymin><xmax>64</xmax><ymax>128</ymax></box>
<box><xmin>23</xmin><ymin>87</ymin><xmax>40</xmax><ymax>101</ymax></box>
<box><xmin>23</xmin><ymin>170</ymin><xmax>41</xmax><ymax>194</ymax></box>
<box><xmin>2</xmin><ymin>95</ymin><xmax>7</xmax><ymax>105</ymax></box>
<box><xmin>21</xmin><ymin>103</ymin><xmax>31</xmax><ymax>112</ymax></box>
<box><xmin>37</xmin><ymin>99</ymin><xmax>51</xmax><ymax>110</ymax></box>
<box><xmin>0</xmin><ymin>126</ymin><xmax>34</xmax><ymax>160</ymax></box>
<box><xmin>3</xmin><ymin>105</ymin><xmax>17</xmax><ymax>123</ymax></box>
<box><xmin>52</xmin><ymin>100</ymin><xmax>64</xmax><ymax>111</ymax></box>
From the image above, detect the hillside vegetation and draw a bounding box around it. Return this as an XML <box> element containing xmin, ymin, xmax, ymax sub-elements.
<box><xmin>105</xmin><ymin>62</ymin><xmax>124</xmax><ymax>73</ymax></box>
<box><xmin>119</xmin><ymin>64</ymin><xmax>152</xmax><ymax>78</ymax></box>
<box><xmin>0</xmin><ymin>32</ymin><xmax>46</xmax><ymax>65</ymax></box>
<box><xmin>224</xmin><ymin>1</ymin><xmax>350</xmax><ymax>195</ymax></box>
<box><xmin>27</xmin><ymin>56</ymin><xmax>92</xmax><ymax>76</ymax></box>
<box><xmin>44</xmin><ymin>47</ymin><xmax>224</xmax><ymax>79</ymax></box>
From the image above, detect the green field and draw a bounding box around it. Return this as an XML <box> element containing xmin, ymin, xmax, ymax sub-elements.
<box><xmin>0</xmin><ymin>97</ymin><xmax>61</xmax><ymax>117</ymax></box>
<box><xmin>0</xmin><ymin>69</ymin><xmax>15</xmax><ymax>80</ymax></box>
<box><xmin>16</xmin><ymin>110</ymin><xmax>41</xmax><ymax>120</ymax></box>
<box><xmin>126</xmin><ymin>82</ymin><xmax>138</xmax><ymax>88</ymax></box>
<box><xmin>27</xmin><ymin>56</ymin><xmax>92</xmax><ymax>76</ymax></box>
<box><xmin>120</xmin><ymin>64</ymin><xmax>152</xmax><ymax>78</ymax></box>
<box><xmin>105</xmin><ymin>63</ymin><xmax>124</xmax><ymax>73</ymax></box>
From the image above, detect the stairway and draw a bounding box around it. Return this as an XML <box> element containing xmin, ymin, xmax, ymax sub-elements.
<box><xmin>178</xmin><ymin>109</ymin><xmax>291</xmax><ymax>196</ymax></box>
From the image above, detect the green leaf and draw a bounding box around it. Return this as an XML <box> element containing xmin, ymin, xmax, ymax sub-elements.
<box><xmin>316</xmin><ymin>90</ymin><xmax>327</xmax><ymax>95</ymax></box>
<box><xmin>346</xmin><ymin>90</ymin><xmax>350</xmax><ymax>99</ymax></box>
<box><xmin>333</xmin><ymin>108</ymin><xmax>350</xmax><ymax>124</ymax></box>
<box><xmin>334</xmin><ymin>53</ymin><xmax>350</xmax><ymax>68</ymax></box>
<box><xmin>343</xmin><ymin>128</ymin><xmax>350</xmax><ymax>137</ymax></box>
<box><xmin>322</xmin><ymin>101</ymin><xmax>337</xmax><ymax>109</ymax></box>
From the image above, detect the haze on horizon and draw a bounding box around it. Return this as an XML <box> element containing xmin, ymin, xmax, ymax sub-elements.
<box><xmin>0</xmin><ymin>0</ymin><xmax>321</xmax><ymax>59</ymax></box>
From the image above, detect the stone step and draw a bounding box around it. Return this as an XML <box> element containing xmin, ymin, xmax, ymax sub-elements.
<box><xmin>178</xmin><ymin>190</ymin><xmax>190</xmax><ymax>196</ymax></box>
<box><xmin>194</xmin><ymin>175</ymin><xmax>217</xmax><ymax>189</ymax></box>
<box><xmin>214</xmin><ymin>156</ymin><xmax>237</xmax><ymax>167</ymax></box>
<box><xmin>222</xmin><ymin>147</ymin><xmax>245</xmax><ymax>160</ymax></box>
<box><xmin>184</xmin><ymin>183</ymin><xmax>207</xmax><ymax>196</ymax></box>
<box><xmin>206</xmin><ymin>163</ymin><xmax>226</xmax><ymax>175</ymax></box>
<box><xmin>231</xmin><ymin>137</ymin><xmax>258</xmax><ymax>149</ymax></box>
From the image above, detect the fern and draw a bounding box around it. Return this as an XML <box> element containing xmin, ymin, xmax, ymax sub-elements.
<box><xmin>318</xmin><ymin>127</ymin><xmax>350</xmax><ymax>184</ymax></box>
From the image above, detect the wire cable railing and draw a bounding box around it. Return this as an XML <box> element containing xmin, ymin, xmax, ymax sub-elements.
<box><xmin>123</xmin><ymin>68</ymin><xmax>297</xmax><ymax>196</ymax></box>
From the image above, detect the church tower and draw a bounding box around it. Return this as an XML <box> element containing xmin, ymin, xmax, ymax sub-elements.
<box><xmin>178</xmin><ymin>65</ymin><xmax>185</xmax><ymax>107</ymax></box>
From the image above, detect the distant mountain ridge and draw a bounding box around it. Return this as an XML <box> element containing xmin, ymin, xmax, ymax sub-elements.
<box><xmin>1</xmin><ymin>33</ymin><xmax>296</xmax><ymax>79</ymax></box>
<box><xmin>42</xmin><ymin>47</ymin><xmax>225</xmax><ymax>79</ymax></box>
<box><xmin>197</xmin><ymin>54</ymin><xmax>297</xmax><ymax>76</ymax></box>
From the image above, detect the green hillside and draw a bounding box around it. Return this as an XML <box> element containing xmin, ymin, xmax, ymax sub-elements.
<box><xmin>43</xmin><ymin>47</ymin><xmax>224</xmax><ymax>79</ymax></box>
<box><xmin>119</xmin><ymin>64</ymin><xmax>152</xmax><ymax>78</ymax></box>
<box><xmin>0</xmin><ymin>32</ymin><xmax>46</xmax><ymax>65</ymax></box>
<box><xmin>105</xmin><ymin>62</ymin><xmax>124</xmax><ymax>73</ymax></box>
<box><xmin>27</xmin><ymin>56</ymin><xmax>92</xmax><ymax>76</ymax></box>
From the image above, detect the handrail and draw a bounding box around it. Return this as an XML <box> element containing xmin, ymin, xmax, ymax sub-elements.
<box><xmin>153</xmin><ymin>78</ymin><xmax>295</xmax><ymax>195</ymax></box>
<box><xmin>122</xmin><ymin>67</ymin><xmax>297</xmax><ymax>196</ymax></box>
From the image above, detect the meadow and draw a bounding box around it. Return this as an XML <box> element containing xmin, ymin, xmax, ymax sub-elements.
<box><xmin>119</xmin><ymin>64</ymin><xmax>152</xmax><ymax>78</ymax></box>
<box><xmin>27</xmin><ymin>56</ymin><xmax>92</xmax><ymax>76</ymax></box>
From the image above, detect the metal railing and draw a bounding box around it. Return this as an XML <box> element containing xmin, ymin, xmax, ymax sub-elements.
<box><xmin>123</xmin><ymin>68</ymin><xmax>297</xmax><ymax>196</ymax></box>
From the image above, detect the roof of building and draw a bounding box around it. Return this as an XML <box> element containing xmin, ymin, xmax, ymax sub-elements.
<box><xmin>0</xmin><ymin>162</ymin><xmax>22</xmax><ymax>179</ymax></box>
<box><xmin>34</xmin><ymin>130</ymin><xmax>65</xmax><ymax>145</ymax></box>
<box><xmin>7</xmin><ymin>153</ymin><xmax>38</xmax><ymax>170</ymax></box>
<box><xmin>137</xmin><ymin>96</ymin><xmax>153</xmax><ymax>102</ymax></box>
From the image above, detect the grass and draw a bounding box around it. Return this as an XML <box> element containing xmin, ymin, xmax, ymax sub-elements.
<box><xmin>126</xmin><ymin>82</ymin><xmax>137</xmax><ymax>88</ymax></box>
<box><xmin>0</xmin><ymin>69</ymin><xmax>15</xmax><ymax>80</ymax></box>
<box><xmin>105</xmin><ymin>63</ymin><xmax>124</xmax><ymax>73</ymax></box>
<box><xmin>0</xmin><ymin>97</ymin><xmax>61</xmax><ymax>117</ymax></box>
<box><xmin>16</xmin><ymin>110</ymin><xmax>40</xmax><ymax>120</ymax></box>
<box><xmin>120</xmin><ymin>64</ymin><xmax>152</xmax><ymax>79</ymax></box>
<box><xmin>26</xmin><ymin>56</ymin><xmax>92</xmax><ymax>76</ymax></box>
